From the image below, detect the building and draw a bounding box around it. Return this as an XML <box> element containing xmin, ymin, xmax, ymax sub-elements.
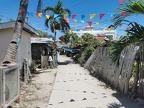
<box><xmin>0</xmin><ymin>22</ymin><xmax>38</xmax><ymax>70</ymax></box>
<box><xmin>73</xmin><ymin>26</ymin><xmax>117</xmax><ymax>40</ymax></box>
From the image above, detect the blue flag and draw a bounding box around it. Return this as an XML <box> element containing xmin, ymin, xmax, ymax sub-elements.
<box><xmin>36</xmin><ymin>0</ymin><xmax>42</xmax><ymax>13</ymax></box>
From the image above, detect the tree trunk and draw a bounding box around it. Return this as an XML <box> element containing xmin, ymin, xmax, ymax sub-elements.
<box><xmin>3</xmin><ymin>0</ymin><xmax>29</xmax><ymax>64</ymax></box>
<box><xmin>52</xmin><ymin>31</ymin><xmax>57</xmax><ymax>68</ymax></box>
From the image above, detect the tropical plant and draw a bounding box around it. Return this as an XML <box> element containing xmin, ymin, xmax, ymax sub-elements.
<box><xmin>3</xmin><ymin>0</ymin><xmax>29</xmax><ymax>64</ymax></box>
<box><xmin>42</xmin><ymin>0</ymin><xmax>71</xmax><ymax>67</ymax></box>
<box><xmin>43</xmin><ymin>0</ymin><xmax>71</xmax><ymax>42</ymax></box>
<box><xmin>110</xmin><ymin>0</ymin><xmax>144</xmax><ymax>64</ymax></box>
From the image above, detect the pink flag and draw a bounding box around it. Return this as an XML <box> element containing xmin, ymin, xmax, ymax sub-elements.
<box><xmin>100</xmin><ymin>14</ymin><xmax>105</xmax><ymax>19</ymax></box>
<box><xmin>87</xmin><ymin>21</ymin><xmax>92</xmax><ymax>27</ymax></box>
<box><xmin>126</xmin><ymin>27</ymin><xmax>130</xmax><ymax>31</ymax></box>
<box><xmin>72</xmin><ymin>14</ymin><xmax>77</xmax><ymax>19</ymax></box>
<box><xmin>120</xmin><ymin>0</ymin><xmax>124</xmax><ymax>4</ymax></box>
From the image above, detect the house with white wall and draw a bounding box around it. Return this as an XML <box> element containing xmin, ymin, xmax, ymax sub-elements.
<box><xmin>73</xmin><ymin>26</ymin><xmax>117</xmax><ymax>40</ymax></box>
<box><xmin>0</xmin><ymin>22</ymin><xmax>38</xmax><ymax>70</ymax></box>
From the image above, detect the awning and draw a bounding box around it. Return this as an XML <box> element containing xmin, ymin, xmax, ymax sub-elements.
<box><xmin>58</xmin><ymin>46</ymin><xmax>79</xmax><ymax>53</ymax></box>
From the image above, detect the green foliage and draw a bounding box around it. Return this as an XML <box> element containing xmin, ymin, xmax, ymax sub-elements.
<box><xmin>110</xmin><ymin>22</ymin><xmax>142</xmax><ymax>65</ymax></box>
<box><xmin>84</xmin><ymin>46</ymin><xmax>95</xmax><ymax>61</ymax></box>
<box><xmin>43</xmin><ymin>0</ymin><xmax>71</xmax><ymax>41</ymax></box>
<box><xmin>9</xmin><ymin>18</ymin><xmax>15</xmax><ymax>22</ymax></box>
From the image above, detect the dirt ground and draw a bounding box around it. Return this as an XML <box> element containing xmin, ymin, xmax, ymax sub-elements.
<box><xmin>12</xmin><ymin>68</ymin><xmax>57</xmax><ymax>108</ymax></box>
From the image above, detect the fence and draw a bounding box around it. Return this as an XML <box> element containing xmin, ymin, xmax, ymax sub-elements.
<box><xmin>84</xmin><ymin>45</ymin><xmax>144</xmax><ymax>98</ymax></box>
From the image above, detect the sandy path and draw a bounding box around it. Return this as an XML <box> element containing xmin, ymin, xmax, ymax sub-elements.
<box><xmin>47</xmin><ymin>55</ymin><xmax>141</xmax><ymax>108</ymax></box>
<box><xmin>13</xmin><ymin>68</ymin><xmax>57</xmax><ymax>108</ymax></box>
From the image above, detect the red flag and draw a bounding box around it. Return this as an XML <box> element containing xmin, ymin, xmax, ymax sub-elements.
<box><xmin>100</xmin><ymin>14</ymin><xmax>105</xmax><ymax>19</ymax></box>
<box><xmin>120</xmin><ymin>0</ymin><xmax>124</xmax><ymax>4</ymax></box>
<box><xmin>119</xmin><ymin>24</ymin><xmax>122</xmax><ymax>27</ymax></box>
<box><xmin>87</xmin><ymin>21</ymin><xmax>92</xmax><ymax>27</ymax></box>
<box><xmin>72</xmin><ymin>14</ymin><xmax>77</xmax><ymax>19</ymax></box>
<box><xmin>121</xmin><ymin>12</ymin><xmax>127</xmax><ymax>16</ymax></box>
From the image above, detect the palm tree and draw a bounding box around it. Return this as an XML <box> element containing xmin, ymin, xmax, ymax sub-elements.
<box><xmin>43</xmin><ymin>0</ymin><xmax>71</xmax><ymax>42</ymax></box>
<box><xmin>3</xmin><ymin>0</ymin><xmax>29</xmax><ymax>65</ymax></box>
<box><xmin>43</xmin><ymin>0</ymin><xmax>71</xmax><ymax>67</ymax></box>
<box><xmin>110</xmin><ymin>0</ymin><xmax>144</xmax><ymax>98</ymax></box>
<box><xmin>110</xmin><ymin>0</ymin><xmax>144</xmax><ymax>64</ymax></box>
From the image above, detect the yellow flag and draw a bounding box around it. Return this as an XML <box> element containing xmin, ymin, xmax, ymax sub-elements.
<box><xmin>46</xmin><ymin>15</ymin><xmax>50</xmax><ymax>19</ymax></box>
<box><xmin>90</xmin><ymin>14</ymin><xmax>96</xmax><ymax>20</ymax></box>
<box><xmin>108</xmin><ymin>28</ymin><xmax>111</xmax><ymax>31</ymax></box>
<box><xmin>96</xmin><ymin>22</ymin><xmax>99</xmax><ymax>25</ymax></box>
<box><xmin>74</xmin><ymin>19</ymin><xmax>77</xmax><ymax>22</ymax></box>
<box><xmin>63</xmin><ymin>14</ymin><xmax>67</xmax><ymax>19</ymax></box>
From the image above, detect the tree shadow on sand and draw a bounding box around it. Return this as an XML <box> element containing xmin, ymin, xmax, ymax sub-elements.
<box><xmin>107</xmin><ymin>92</ymin><xmax>141</xmax><ymax>108</ymax></box>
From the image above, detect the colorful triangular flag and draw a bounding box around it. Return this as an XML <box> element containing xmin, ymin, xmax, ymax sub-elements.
<box><xmin>121</xmin><ymin>12</ymin><xmax>127</xmax><ymax>16</ymax></box>
<box><xmin>80</xmin><ymin>20</ymin><xmax>85</xmax><ymax>23</ymax></box>
<box><xmin>36</xmin><ymin>0</ymin><xmax>42</xmax><ymax>13</ymax></box>
<box><xmin>96</xmin><ymin>22</ymin><xmax>99</xmax><ymax>25</ymax></box>
<box><xmin>87</xmin><ymin>21</ymin><xmax>92</xmax><ymax>27</ymax></box>
<box><xmin>119</xmin><ymin>24</ymin><xmax>122</xmax><ymax>27</ymax></box>
<box><xmin>90</xmin><ymin>14</ymin><xmax>96</xmax><ymax>20</ymax></box>
<box><xmin>63</xmin><ymin>14</ymin><xmax>67</xmax><ymax>19</ymax></box>
<box><xmin>36</xmin><ymin>12</ymin><xmax>42</xmax><ymax>18</ymax></box>
<box><xmin>46</xmin><ymin>15</ymin><xmax>50</xmax><ymax>19</ymax></box>
<box><xmin>100</xmin><ymin>14</ymin><xmax>105</xmax><ymax>19</ymax></box>
<box><xmin>54</xmin><ymin>14</ymin><xmax>59</xmax><ymax>18</ymax></box>
<box><xmin>72</xmin><ymin>14</ymin><xmax>77</xmax><ymax>19</ymax></box>
<box><xmin>120</xmin><ymin>0</ymin><xmax>124</xmax><ymax>4</ymax></box>
<box><xmin>81</xmin><ymin>15</ymin><xmax>85</xmax><ymax>19</ymax></box>
<box><xmin>73</xmin><ymin>19</ymin><xmax>77</xmax><ymax>22</ymax></box>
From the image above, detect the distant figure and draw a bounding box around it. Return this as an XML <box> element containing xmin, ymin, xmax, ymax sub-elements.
<box><xmin>48</xmin><ymin>55</ymin><xmax>53</xmax><ymax>69</ymax></box>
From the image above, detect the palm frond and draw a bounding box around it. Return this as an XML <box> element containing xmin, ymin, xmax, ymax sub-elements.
<box><xmin>110</xmin><ymin>22</ymin><xmax>144</xmax><ymax>65</ymax></box>
<box><xmin>112</xmin><ymin>0</ymin><xmax>144</xmax><ymax>29</ymax></box>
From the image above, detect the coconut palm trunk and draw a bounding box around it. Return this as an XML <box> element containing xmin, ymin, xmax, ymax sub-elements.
<box><xmin>3</xmin><ymin>0</ymin><xmax>29</xmax><ymax>64</ymax></box>
<box><xmin>52</xmin><ymin>31</ymin><xmax>57</xmax><ymax>67</ymax></box>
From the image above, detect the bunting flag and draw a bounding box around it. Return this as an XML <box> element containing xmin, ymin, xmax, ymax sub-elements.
<box><xmin>121</xmin><ymin>12</ymin><xmax>127</xmax><ymax>16</ymax></box>
<box><xmin>36</xmin><ymin>12</ymin><xmax>42</xmax><ymax>18</ymax></box>
<box><xmin>54</xmin><ymin>14</ymin><xmax>59</xmax><ymax>18</ymax></box>
<box><xmin>107</xmin><ymin>28</ymin><xmax>111</xmax><ymax>31</ymax></box>
<box><xmin>73</xmin><ymin>19</ymin><xmax>77</xmax><ymax>22</ymax></box>
<box><xmin>119</xmin><ymin>24</ymin><xmax>122</xmax><ymax>27</ymax></box>
<box><xmin>90</xmin><ymin>14</ymin><xmax>96</xmax><ymax>20</ymax></box>
<box><xmin>81</xmin><ymin>15</ymin><xmax>85</xmax><ymax>19</ymax></box>
<box><xmin>63</xmin><ymin>14</ymin><xmax>67</xmax><ymax>19</ymax></box>
<box><xmin>96</xmin><ymin>22</ymin><xmax>99</xmax><ymax>25</ymax></box>
<box><xmin>65</xmin><ymin>18</ymin><xmax>69</xmax><ymax>23</ymax></box>
<box><xmin>72</xmin><ymin>14</ymin><xmax>77</xmax><ymax>19</ymax></box>
<box><xmin>36</xmin><ymin>0</ymin><xmax>42</xmax><ymax>18</ymax></box>
<box><xmin>87</xmin><ymin>21</ymin><xmax>92</xmax><ymax>27</ymax></box>
<box><xmin>120</xmin><ymin>0</ymin><xmax>124</xmax><ymax>4</ymax></box>
<box><xmin>46</xmin><ymin>15</ymin><xmax>50</xmax><ymax>19</ymax></box>
<box><xmin>36</xmin><ymin>0</ymin><xmax>42</xmax><ymax>13</ymax></box>
<box><xmin>80</xmin><ymin>20</ymin><xmax>84</xmax><ymax>23</ymax></box>
<box><xmin>126</xmin><ymin>27</ymin><xmax>130</xmax><ymax>31</ymax></box>
<box><xmin>100</xmin><ymin>14</ymin><xmax>105</xmax><ymax>19</ymax></box>
<box><xmin>111</xmin><ymin>13</ymin><xmax>114</xmax><ymax>17</ymax></box>
<box><xmin>27</xmin><ymin>12</ymin><xmax>34</xmax><ymax>17</ymax></box>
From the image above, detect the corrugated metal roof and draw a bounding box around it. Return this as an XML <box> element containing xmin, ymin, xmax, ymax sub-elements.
<box><xmin>31</xmin><ymin>38</ymin><xmax>53</xmax><ymax>43</ymax></box>
<box><xmin>0</xmin><ymin>22</ymin><xmax>38</xmax><ymax>35</ymax></box>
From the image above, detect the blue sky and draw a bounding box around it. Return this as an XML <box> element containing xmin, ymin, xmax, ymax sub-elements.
<box><xmin>0</xmin><ymin>0</ymin><xmax>144</xmax><ymax>40</ymax></box>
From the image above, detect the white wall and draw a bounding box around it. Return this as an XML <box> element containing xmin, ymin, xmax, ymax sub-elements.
<box><xmin>0</xmin><ymin>27</ymin><xmax>32</xmax><ymax>70</ymax></box>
